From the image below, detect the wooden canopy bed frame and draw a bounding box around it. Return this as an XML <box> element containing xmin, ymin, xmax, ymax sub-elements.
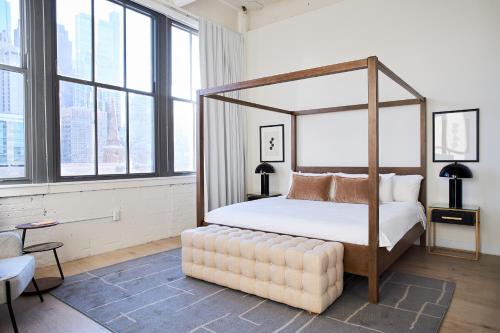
<box><xmin>195</xmin><ymin>56</ymin><xmax>427</xmax><ymax>304</ymax></box>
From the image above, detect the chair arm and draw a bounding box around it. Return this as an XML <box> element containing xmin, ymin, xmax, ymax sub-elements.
<box><xmin>0</xmin><ymin>232</ymin><xmax>22</xmax><ymax>259</ymax></box>
<box><xmin>0</xmin><ymin>274</ymin><xmax>16</xmax><ymax>282</ymax></box>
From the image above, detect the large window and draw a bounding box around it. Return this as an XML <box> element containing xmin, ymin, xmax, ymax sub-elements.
<box><xmin>55</xmin><ymin>0</ymin><xmax>155</xmax><ymax>178</ymax></box>
<box><xmin>170</xmin><ymin>23</ymin><xmax>199</xmax><ymax>173</ymax></box>
<box><xmin>0</xmin><ymin>0</ymin><xmax>200</xmax><ymax>183</ymax></box>
<box><xmin>0</xmin><ymin>0</ymin><xmax>26</xmax><ymax>180</ymax></box>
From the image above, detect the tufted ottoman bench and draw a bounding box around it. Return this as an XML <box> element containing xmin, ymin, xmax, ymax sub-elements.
<box><xmin>181</xmin><ymin>225</ymin><xmax>344</xmax><ymax>314</ymax></box>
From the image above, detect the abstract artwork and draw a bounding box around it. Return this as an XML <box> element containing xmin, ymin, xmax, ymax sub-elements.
<box><xmin>260</xmin><ymin>124</ymin><xmax>284</xmax><ymax>162</ymax></box>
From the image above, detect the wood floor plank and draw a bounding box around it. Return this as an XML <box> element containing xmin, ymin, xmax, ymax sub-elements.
<box><xmin>1</xmin><ymin>237</ymin><xmax>499</xmax><ymax>333</ymax></box>
<box><xmin>0</xmin><ymin>294</ymin><xmax>109</xmax><ymax>333</ymax></box>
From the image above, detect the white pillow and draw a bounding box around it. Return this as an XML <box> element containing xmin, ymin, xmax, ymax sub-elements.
<box><xmin>335</xmin><ymin>172</ymin><xmax>395</xmax><ymax>203</ymax></box>
<box><xmin>288</xmin><ymin>171</ymin><xmax>335</xmax><ymax>200</ymax></box>
<box><xmin>392</xmin><ymin>175</ymin><xmax>424</xmax><ymax>202</ymax></box>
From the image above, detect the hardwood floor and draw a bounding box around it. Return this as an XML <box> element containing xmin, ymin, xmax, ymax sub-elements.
<box><xmin>1</xmin><ymin>238</ymin><xmax>499</xmax><ymax>333</ymax></box>
<box><xmin>392</xmin><ymin>247</ymin><xmax>500</xmax><ymax>333</ymax></box>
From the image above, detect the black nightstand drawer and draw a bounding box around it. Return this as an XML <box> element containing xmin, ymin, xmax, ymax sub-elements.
<box><xmin>247</xmin><ymin>193</ymin><xmax>281</xmax><ymax>201</ymax></box>
<box><xmin>431</xmin><ymin>209</ymin><xmax>476</xmax><ymax>226</ymax></box>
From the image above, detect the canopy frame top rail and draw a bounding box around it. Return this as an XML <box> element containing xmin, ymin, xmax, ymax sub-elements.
<box><xmin>198</xmin><ymin>57</ymin><xmax>425</xmax><ymax>114</ymax></box>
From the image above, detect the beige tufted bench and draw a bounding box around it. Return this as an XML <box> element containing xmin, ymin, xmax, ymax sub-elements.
<box><xmin>181</xmin><ymin>225</ymin><xmax>344</xmax><ymax>314</ymax></box>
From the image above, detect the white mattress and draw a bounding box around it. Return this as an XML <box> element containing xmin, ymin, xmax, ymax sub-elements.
<box><xmin>205</xmin><ymin>197</ymin><xmax>426</xmax><ymax>250</ymax></box>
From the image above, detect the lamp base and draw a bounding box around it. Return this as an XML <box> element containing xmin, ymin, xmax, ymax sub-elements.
<box><xmin>260</xmin><ymin>174</ymin><xmax>270</xmax><ymax>196</ymax></box>
<box><xmin>449</xmin><ymin>178</ymin><xmax>463</xmax><ymax>208</ymax></box>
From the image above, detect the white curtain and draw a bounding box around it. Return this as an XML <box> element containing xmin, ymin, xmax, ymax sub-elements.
<box><xmin>199</xmin><ymin>18</ymin><xmax>246</xmax><ymax>211</ymax></box>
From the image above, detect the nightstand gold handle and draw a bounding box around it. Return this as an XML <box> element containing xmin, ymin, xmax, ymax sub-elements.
<box><xmin>442</xmin><ymin>216</ymin><xmax>462</xmax><ymax>221</ymax></box>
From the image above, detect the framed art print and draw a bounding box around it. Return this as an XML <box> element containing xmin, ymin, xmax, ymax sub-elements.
<box><xmin>260</xmin><ymin>124</ymin><xmax>284</xmax><ymax>162</ymax></box>
<box><xmin>433</xmin><ymin>109</ymin><xmax>479</xmax><ymax>162</ymax></box>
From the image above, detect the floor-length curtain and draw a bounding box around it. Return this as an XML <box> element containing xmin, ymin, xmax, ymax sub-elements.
<box><xmin>199</xmin><ymin>18</ymin><xmax>246</xmax><ymax>211</ymax></box>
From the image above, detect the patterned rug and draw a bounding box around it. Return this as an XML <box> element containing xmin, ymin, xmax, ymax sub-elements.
<box><xmin>51</xmin><ymin>248</ymin><xmax>455</xmax><ymax>333</ymax></box>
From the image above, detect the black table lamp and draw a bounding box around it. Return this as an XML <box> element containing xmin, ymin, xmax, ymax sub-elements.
<box><xmin>439</xmin><ymin>162</ymin><xmax>472</xmax><ymax>208</ymax></box>
<box><xmin>255</xmin><ymin>162</ymin><xmax>275</xmax><ymax>196</ymax></box>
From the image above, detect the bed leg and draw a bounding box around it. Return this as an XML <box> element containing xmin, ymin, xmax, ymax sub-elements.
<box><xmin>368</xmin><ymin>274</ymin><xmax>379</xmax><ymax>303</ymax></box>
<box><xmin>420</xmin><ymin>231</ymin><xmax>427</xmax><ymax>247</ymax></box>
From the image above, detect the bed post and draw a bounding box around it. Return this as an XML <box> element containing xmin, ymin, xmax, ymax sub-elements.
<box><xmin>367</xmin><ymin>56</ymin><xmax>380</xmax><ymax>304</ymax></box>
<box><xmin>291</xmin><ymin>114</ymin><xmax>297</xmax><ymax>172</ymax></box>
<box><xmin>196</xmin><ymin>93</ymin><xmax>205</xmax><ymax>227</ymax></box>
<box><xmin>419</xmin><ymin>99</ymin><xmax>427</xmax><ymax>246</ymax></box>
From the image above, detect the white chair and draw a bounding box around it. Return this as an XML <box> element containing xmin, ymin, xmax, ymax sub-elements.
<box><xmin>0</xmin><ymin>232</ymin><xmax>43</xmax><ymax>333</ymax></box>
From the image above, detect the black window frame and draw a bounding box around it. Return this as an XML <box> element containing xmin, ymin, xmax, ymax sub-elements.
<box><xmin>0</xmin><ymin>0</ymin><xmax>199</xmax><ymax>184</ymax></box>
<box><xmin>52</xmin><ymin>0</ymin><xmax>165</xmax><ymax>182</ymax></box>
<box><xmin>0</xmin><ymin>0</ymin><xmax>32</xmax><ymax>184</ymax></box>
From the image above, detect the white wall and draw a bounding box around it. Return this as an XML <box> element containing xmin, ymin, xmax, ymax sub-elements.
<box><xmin>246</xmin><ymin>0</ymin><xmax>343</xmax><ymax>30</ymax></box>
<box><xmin>183</xmin><ymin>0</ymin><xmax>239</xmax><ymax>31</ymax></box>
<box><xmin>0</xmin><ymin>178</ymin><xmax>196</xmax><ymax>266</ymax></box>
<box><xmin>139</xmin><ymin>0</ymin><xmax>239</xmax><ymax>31</ymax></box>
<box><xmin>245</xmin><ymin>0</ymin><xmax>500</xmax><ymax>255</ymax></box>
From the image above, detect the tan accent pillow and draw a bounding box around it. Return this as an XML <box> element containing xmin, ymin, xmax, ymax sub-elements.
<box><xmin>287</xmin><ymin>174</ymin><xmax>332</xmax><ymax>201</ymax></box>
<box><xmin>332</xmin><ymin>175</ymin><xmax>370</xmax><ymax>204</ymax></box>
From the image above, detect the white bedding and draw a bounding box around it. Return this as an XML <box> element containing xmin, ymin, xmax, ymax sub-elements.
<box><xmin>205</xmin><ymin>197</ymin><xmax>426</xmax><ymax>250</ymax></box>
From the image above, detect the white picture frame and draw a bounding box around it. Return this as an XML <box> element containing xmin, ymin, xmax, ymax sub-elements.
<box><xmin>433</xmin><ymin>109</ymin><xmax>479</xmax><ymax>162</ymax></box>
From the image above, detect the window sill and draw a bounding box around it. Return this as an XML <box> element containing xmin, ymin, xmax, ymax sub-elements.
<box><xmin>0</xmin><ymin>175</ymin><xmax>196</xmax><ymax>198</ymax></box>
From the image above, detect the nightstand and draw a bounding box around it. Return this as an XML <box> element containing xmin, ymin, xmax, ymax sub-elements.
<box><xmin>427</xmin><ymin>204</ymin><xmax>480</xmax><ymax>260</ymax></box>
<box><xmin>247</xmin><ymin>193</ymin><xmax>282</xmax><ymax>201</ymax></box>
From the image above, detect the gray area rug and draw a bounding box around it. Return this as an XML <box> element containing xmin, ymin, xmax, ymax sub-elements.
<box><xmin>51</xmin><ymin>248</ymin><xmax>455</xmax><ymax>333</ymax></box>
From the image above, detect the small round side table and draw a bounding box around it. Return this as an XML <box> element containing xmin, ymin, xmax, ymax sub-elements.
<box><xmin>16</xmin><ymin>221</ymin><xmax>65</xmax><ymax>293</ymax></box>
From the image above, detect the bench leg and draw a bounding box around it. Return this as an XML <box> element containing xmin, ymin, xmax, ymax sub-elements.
<box><xmin>6</xmin><ymin>280</ymin><xmax>19</xmax><ymax>333</ymax></box>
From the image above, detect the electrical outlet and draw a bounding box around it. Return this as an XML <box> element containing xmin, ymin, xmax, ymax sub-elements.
<box><xmin>112</xmin><ymin>210</ymin><xmax>121</xmax><ymax>221</ymax></box>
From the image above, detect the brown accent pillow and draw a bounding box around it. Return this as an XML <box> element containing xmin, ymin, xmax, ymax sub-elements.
<box><xmin>287</xmin><ymin>174</ymin><xmax>332</xmax><ymax>201</ymax></box>
<box><xmin>333</xmin><ymin>176</ymin><xmax>370</xmax><ymax>204</ymax></box>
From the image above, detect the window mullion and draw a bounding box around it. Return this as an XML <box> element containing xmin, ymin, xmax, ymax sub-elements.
<box><xmin>0</xmin><ymin>0</ymin><xmax>30</xmax><ymax>183</ymax></box>
<box><xmin>56</xmin><ymin>75</ymin><xmax>154</xmax><ymax>96</ymax></box>
<box><xmin>91</xmin><ymin>0</ymin><xmax>95</xmax><ymax>83</ymax></box>
<box><xmin>125</xmin><ymin>92</ymin><xmax>130</xmax><ymax>174</ymax></box>
<box><xmin>93</xmin><ymin>89</ymin><xmax>98</xmax><ymax>176</ymax></box>
<box><xmin>123</xmin><ymin>6</ymin><xmax>127</xmax><ymax>89</ymax></box>
<box><xmin>22</xmin><ymin>0</ymin><xmax>30</xmax><ymax>181</ymax></box>
<box><xmin>91</xmin><ymin>0</ymin><xmax>98</xmax><ymax>176</ymax></box>
<box><xmin>189</xmin><ymin>31</ymin><xmax>192</xmax><ymax>102</ymax></box>
<box><xmin>0</xmin><ymin>64</ymin><xmax>25</xmax><ymax>73</ymax></box>
<box><xmin>123</xmin><ymin>6</ymin><xmax>130</xmax><ymax>174</ymax></box>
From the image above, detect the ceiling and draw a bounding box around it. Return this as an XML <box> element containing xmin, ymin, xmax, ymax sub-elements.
<box><xmin>221</xmin><ymin>0</ymin><xmax>282</xmax><ymax>11</ymax></box>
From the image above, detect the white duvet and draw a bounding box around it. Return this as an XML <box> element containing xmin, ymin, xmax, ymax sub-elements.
<box><xmin>205</xmin><ymin>197</ymin><xmax>426</xmax><ymax>250</ymax></box>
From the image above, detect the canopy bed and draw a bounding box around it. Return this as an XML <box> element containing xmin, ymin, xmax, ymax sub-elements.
<box><xmin>195</xmin><ymin>56</ymin><xmax>427</xmax><ymax>304</ymax></box>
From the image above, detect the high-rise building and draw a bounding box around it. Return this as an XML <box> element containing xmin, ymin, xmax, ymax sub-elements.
<box><xmin>98</xmin><ymin>91</ymin><xmax>126</xmax><ymax>173</ymax></box>
<box><xmin>60</xmin><ymin>11</ymin><xmax>127</xmax><ymax>173</ymax></box>
<box><xmin>0</xmin><ymin>0</ymin><xmax>13</xmax><ymax>65</ymax></box>
<box><xmin>58</xmin><ymin>13</ymin><xmax>95</xmax><ymax>171</ymax></box>
<box><xmin>96</xmin><ymin>11</ymin><xmax>122</xmax><ymax>84</ymax></box>
<box><xmin>95</xmin><ymin>11</ymin><xmax>125</xmax><ymax>171</ymax></box>
<box><xmin>60</xmin><ymin>104</ymin><xmax>94</xmax><ymax>165</ymax></box>
<box><xmin>56</xmin><ymin>24</ymin><xmax>72</xmax><ymax>86</ymax></box>
<box><xmin>75</xmin><ymin>13</ymin><xmax>91</xmax><ymax>83</ymax></box>
<box><xmin>129</xmin><ymin>94</ymin><xmax>154</xmax><ymax>173</ymax></box>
